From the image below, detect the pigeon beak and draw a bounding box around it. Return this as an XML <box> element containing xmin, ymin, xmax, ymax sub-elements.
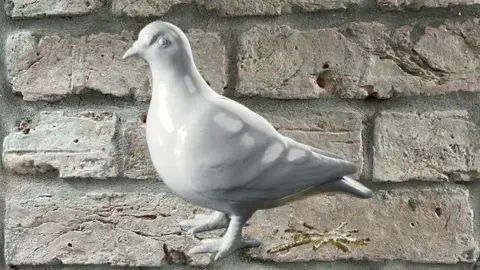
<box><xmin>123</xmin><ymin>41</ymin><xmax>142</xmax><ymax>59</ymax></box>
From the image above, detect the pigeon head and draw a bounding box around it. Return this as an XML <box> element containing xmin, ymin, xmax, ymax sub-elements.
<box><xmin>123</xmin><ymin>20</ymin><xmax>194</xmax><ymax>69</ymax></box>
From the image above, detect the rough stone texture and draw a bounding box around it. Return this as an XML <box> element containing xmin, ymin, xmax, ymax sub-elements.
<box><xmin>380</xmin><ymin>262</ymin><xmax>475</xmax><ymax>270</ymax></box>
<box><xmin>414</xmin><ymin>27</ymin><xmax>479</xmax><ymax>73</ymax></box>
<box><xmin>262</xmin><ymin>111</ymin><xmax>364</xmax><ymax>175</ymax></box>
<box><xmin>373</xmin><ymin>110</ymin><xmax>480</xmax><ymax>182</ymax></box>
<box><xmin>0</xmin><ymin>175</ymin><xmax>4</xmax><ymax>269</ymax></box>
<box><xmin>112</xmin><ymin>0</ymin><xmax>192</xmax><ymax>17</ymax></box>
<box><xmin>188</xmin><ymin>29</ymin><xmax>227</xmax><ymax>93</ymax></box>
<box><xmin>112</xmin><ymin>0</ymin><xmax>358</xmax><ymax>17</ymax></box>
<box><xmin>5</xmin><ymin>192</ymin><xmax>216</xmax><ymax>267</ymax></box>
<box><xmin>74</xmin><ymin>32</ymin><xmax>152</xmax><ymax>101</ymax></box>
<box><xmin>245</xmin><ymin>188</ymin><xmax>478</xmax><ymax>264</ymax></box>
<box><xmin>121</xmin><ymin>117</ymin><xmax>157</xmax><ymax>180</ymax></box>
<box><xmin>6</xmin><ymin>30</ymin><xmax>226</xmax><ymax>101</ymax></box>
<box><xmin>8</xmin><ymin>267</ymin><xmax>143</xmax><ymax>270</ymax></box>
<box><xmin>4</xmin><ymin>0</ymin><xmax>105</xmax><ymax>19</ymax></box>
<box><xmin>195</xmin><ymin>0</ymin><xmax>359</xmax><ymax>16</ymax></box>
<box><xmin>2</xmin><ymin>111</ymin><xmax>119</xmax><ymax>179</ymax></box>
<box><xmin>236</xmin><ymin>21</ymin><xmax>480</xmax><ymax>99</ymax></box>
<box><xmin>377</xmin><ymin>0</ymin><xmax>480</xmax><ymax>10</ymax></box>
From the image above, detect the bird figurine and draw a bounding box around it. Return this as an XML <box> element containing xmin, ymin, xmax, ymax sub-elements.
<box><xmin>123</xmin><ymin>20</ymin><xmax>373</xmax><ymax>261</ymax></box>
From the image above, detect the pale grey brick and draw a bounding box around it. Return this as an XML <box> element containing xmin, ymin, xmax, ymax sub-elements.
<box><xmin>121</xmin><ymin>117</ymin><xmax>157</xmax><ymax>180</ymax></box>
<box><xmin>380</xmin><ymin>261</ymin><xmax>474</xmax><ymax>270</ymax></box>
<box><xmin>245</xmin><ymin>188</ymin><xmax>478</xmax><ymax>263</ymax></box>
<box><xmin>414</xmin><ymin>26</ymin><xmax>479</xmax><ymax>73</ymax></box>
<box><xmin>262</xmin><ymin>111</ymin><xmax>362</xmax><ymax>132</ymax></box>
<box><xmin>0</xmin><ymin>175</ymin><xmax>4</xmax><ymax>269</ymax></box>
<box><xmin>282</xmin><ymin>130</ymin><xmax>362</xmax><ymax>174</ymax></box>
<box><xmin>262</xmin><ymin>111</ymin><xmax>363</xmax><ymax>175</ymax></box>
<box><xmin>5</xmin><ymin>31</ymin><xmax>38</xmax><ymax>83</ymax></box>
<box><xmin>188</xmin><ymin>29</ymin><xmax>227</xmax><ymax>94</ymax></box>
<box><xmin>73</xmin><ymin>32</ymin><xmax>152</xmax><ymax>101</ymax></box>
<box><xmin>236</xmin><ymin>21</ymin><xmax>480</xmax><ymax>99</ymax></box>
<box><xmin>2</xmin><ymin>111</ymin><xmax>119</xmax><ymax>179</ymax></box>
<box><xmin>5</xmin><ymin>0</ymin><xmax>105</xmax><ymax>19</ymax></box>
<box><xmin>112</xmin><ymin>0</ymin><xmax>358</xmax><ymax>17</ymax></box>
<box><xmin>373</xmin><ymin>110</ymin><xmax>480</xmax><ymax>182</ymax></box>
<box><xmin>6</xmin><ymin>32</ymin><xmax>76</xmax><ymax>101</ymax></box>
<box><xmin>9</xmin><ymin>267</ymin><xmax>140</xmax><ymax>270</ymax></box>
<box><xmin>6</xmin><ymin>30</ymin><xmax>226</xmax><ymax>101</ymax></box>
<box><xmin>5</xmin><ymin>31</ymin><xmax>148</xmax><ymax>101</ymax></box>
<box><xmin>377</xmin><ymin>0</ymin><xmax>480</xmax><ymax>10</ymax></box>
<box><xmin>5</xmin><ymin>192</ymin><xmax>216</xmax><ymax>267</ymax></box>
<box><xmin>113</xmin><ymin>0</ymin><xmax>191</xmax><ymax>17</ymax></box>
<box><xmin>236</xmin><ymin>24</ymin><xmax>426</xmax><ymax>99</ymax></box>
<box><xmin>195</xmin><ymin>0</ymin><xmax>359</xmax><ymax>16</ymax></box>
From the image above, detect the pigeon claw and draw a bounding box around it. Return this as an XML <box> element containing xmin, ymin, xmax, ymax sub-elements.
<box><xmin>188</xmin><ymin>237</ymin><xmax>261</xmax><ymax>261</ymax></box>
<box><xmin>179</xmin><ymin>211</ymin><xmax>230</xmax><ymax>234</ymax></box>
<box><xmin>215</xmin><ymin>238</ymin><xmax>261</xmax><ymax>261</ymax></box>
<box><xmin>189</xmin><ymin>238</ymin><xmax>222</xmax><ymax>254</ymax></box>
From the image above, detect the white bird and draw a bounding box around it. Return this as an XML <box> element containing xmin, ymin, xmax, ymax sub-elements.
<box><xmin>123</xmin><ymin>20</ymin><xmax>373</xmax><ymax>261</ymax></box>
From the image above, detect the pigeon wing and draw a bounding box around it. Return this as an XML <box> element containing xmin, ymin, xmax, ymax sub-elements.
<box><xmin>191</xmin><ymin>97</ymin><xmax>357</xmax><ymax>205</ymax></box>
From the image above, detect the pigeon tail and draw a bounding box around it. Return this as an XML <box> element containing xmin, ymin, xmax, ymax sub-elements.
<box><xmin>320</xmin><ymin>176</ymin><xmax>373</xmax><ymax>199</ymax></box>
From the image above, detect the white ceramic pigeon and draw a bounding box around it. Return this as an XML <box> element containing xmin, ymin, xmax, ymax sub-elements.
<box><xmin>123</xmin><ymin>20</ymin><xmax>373</xmax><ymax>261</ymax></box>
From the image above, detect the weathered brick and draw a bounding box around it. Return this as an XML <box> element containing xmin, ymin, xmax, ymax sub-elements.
<box><xmin>0</xmin><ymin>175</ymin><xmax>4</xmax><ymax>268</ymax></box>
<box><xmin>121</xmin><ymin>117</ymin><xmax>157</xmax><ymax>180</ymax></box>
<box><xmin>8</xmin><ymin>267</ymin><xmax>134</xmax><ymax>270</ymax></box>
<box><xmin>113</xmin><ymin>0</ymin><xmax>191</xmax><ymax>17</ymax></box>
<box><xmin>380</xmin><ymin>262</ymin><xmax>474</xmax><ymax>270</ymax></box>
<box><xmin>283</xmin><ymin>130</ymin><xmax>362</xmax><ymax>173</ymax></box>
<box><xmin>2</xmin><ymin>111</ymin><xmax>119</xmax><ymax>179</ymax></box>
<box><xmin>449</xmin><ymin>19</ymin><xmax>480</xmax><ymax>48</ymax></box>
<box><xmin>5</xmin><ymin>31</ymin><xmax>146</xmax><ymax>101</ymax></box>
<box><xmin>377</xmin><ymin>0</ymin><xmax>480</xmax><ymax>11</ymax></box>
<box><xmin>4</xmin><ymin>0</ymin><xmax>105</xmax><ymax>19</ymax></box>
<box><xmin>245</xmin><ymin>188</ymin><xmax>478</xmax><ymax>263</ymax></box>
<box><xmin>195</xmin><ymin>0</ymin><xmax>359</xmax><ymax>16</ymax></box>
<box><xmin>263</xmin><ymin>110</ymin><xmax>362</xmax><ymax>132</ymax></box>
<box><xmin>112</xmin><ymin>0</ymin><xmax>358</xmax><ymax>17</ymax></box>
<box><xmin>74</xmin><ymin>32</ymin><xmax>152</xmax><ymax>101</ymax></box>
<box><xmin>5</xmin><ymin>192</ymin><xmax>216</xmax><ymax>267</ymax></box>
<box><xmin>236</xmin><ymin>24</ymin><xmax>418</xmax><ymax>99</ymax></box>
<box><xmin>6</xmin><ymin>30</ymin><xmax>226</xmax><ymax>101</ymax></box>
<box><xmin>373</xmin><ymin>110</ymin><xmax>480</xmax><ymax>182</ymax></box>
<box><xmin>188</xmin><ymin>29</ymin><xmax>227</xmax><ymax>92</ymax></box>
<box><xmin>414</xmin><ymin>26</ymin><xmax>478</xmax><ymax>73</ymax></box>
<box><xmin>262</xmin><ymin>111</ymin><xmax>363</xmax><ymax>175</ymax></box>
<box><xmin>236</xmin><ymin>21</ymin><xmax>480</xmax><ymax>99</ymax></box>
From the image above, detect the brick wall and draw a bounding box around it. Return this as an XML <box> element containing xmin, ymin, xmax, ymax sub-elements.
<box><xmin>0</xmin><ymin>0</ymin><xmax>480</xmax><ymax>269</ymax></box>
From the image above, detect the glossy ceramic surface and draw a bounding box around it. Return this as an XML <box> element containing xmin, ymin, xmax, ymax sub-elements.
<box><xmin>123</xmin><ymin>20</ymin><xmax>372</xmax><ymax>260</ymax></box>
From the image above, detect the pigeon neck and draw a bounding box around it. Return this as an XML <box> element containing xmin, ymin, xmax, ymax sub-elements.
<box><xmin>150</xmin><ymin>63</ymin><xmax>214</xmax><ymax>99</ymax></box>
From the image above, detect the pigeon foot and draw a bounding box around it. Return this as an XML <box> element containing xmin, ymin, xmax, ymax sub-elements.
<box><xmin>179</xmin><ymin>211</ymin><xmax>230</xmax><ymax>234</ymax></box>
<box><xmin>188</xmin><ymin>236</ymin><xmax>261</xmax><ymax>260</ymax></box>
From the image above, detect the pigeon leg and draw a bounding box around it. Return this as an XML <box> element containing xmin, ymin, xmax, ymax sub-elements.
<box><xmin>179</xmin><ymin>211</ymin><xmax>230</xmax><ymax>234</ymax></box>
<box><xmin>188</xmin><ymin>214</ymin><xmax>261</xmax><ymax>260</ymax></box>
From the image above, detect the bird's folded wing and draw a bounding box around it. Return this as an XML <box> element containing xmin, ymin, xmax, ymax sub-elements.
<box><xmin>200</xmin><ymin>136</ymin><xmax>357</xmax><ymax>204</ymax></box>
<box><xmin>193</xmin><ymin>97</ymin><xmax>357</xmax><ymax>205</ymax></box>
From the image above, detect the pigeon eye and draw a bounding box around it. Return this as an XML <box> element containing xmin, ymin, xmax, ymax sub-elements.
<box><xmin>157</xmin><ymin>36</ymin><xmax>170</xmax><ymax>48</ymax></box>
